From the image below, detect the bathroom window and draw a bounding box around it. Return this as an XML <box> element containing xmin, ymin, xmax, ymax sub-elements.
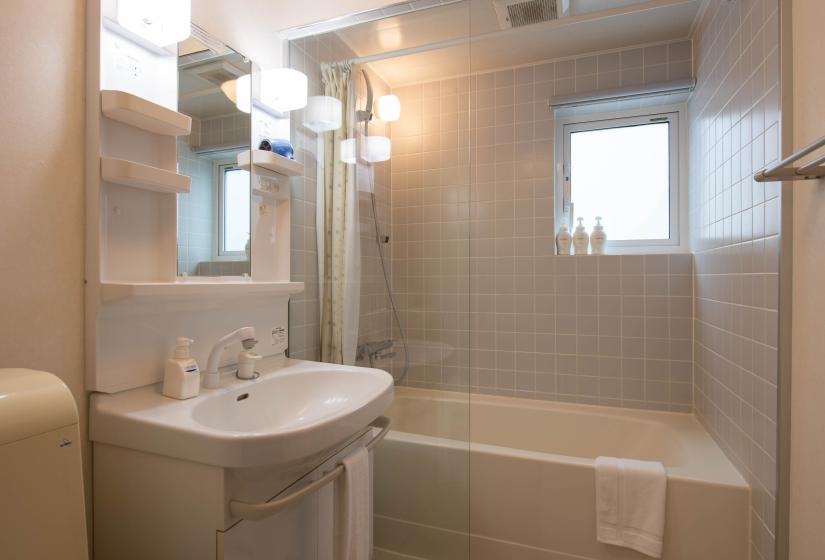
<box><xmin>217</xmin><ymin>163</ymin><xmax>250</xmax><ymax>258</ymax></box>
<box><xmin>559</xmin><ymin>111</ymin><xmax>680</xmax><ymax>249</ymax></box>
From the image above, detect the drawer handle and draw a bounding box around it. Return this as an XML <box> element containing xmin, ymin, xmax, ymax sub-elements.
<box><xmin>228</xmin><ymin>416</ymin><xmax>391</xmax><ymax>521</ymax></box>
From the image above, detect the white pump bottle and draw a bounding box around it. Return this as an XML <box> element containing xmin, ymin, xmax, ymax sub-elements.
<box><xmin>163</xmin><ymin>337</ymin><xmax>200</xmax><ymax>400</ymax></box>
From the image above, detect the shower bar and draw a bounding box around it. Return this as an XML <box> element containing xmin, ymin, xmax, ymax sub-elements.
<box><xmin>228</xmin><ymin>416</ymin><xmax>392</xmax><ymax>521</ymax></box>
<box><xmin>754</xmin><ymin>133</ymin><xmax>825</xmax><ymax>182</ymax></box>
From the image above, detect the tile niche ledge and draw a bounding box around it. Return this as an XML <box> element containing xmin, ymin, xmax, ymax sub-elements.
<box><xmin>99</xmin><ymin>280</ymin><xmax>304</xmax><ymax>303</ymax></box>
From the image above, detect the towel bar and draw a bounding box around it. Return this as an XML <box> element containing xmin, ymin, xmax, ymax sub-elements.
<box><xmin>754</xmin><ymin>133</ymin><xmax>825</xmax><ymax>182</ymax></box>
<box><xmin>228</xmin><ymin>416</ymin><xmax>391</xmax><ymax>521</ymax></box>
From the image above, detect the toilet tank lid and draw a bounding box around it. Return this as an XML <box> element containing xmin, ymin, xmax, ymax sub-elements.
<box><xmin>0</xmin><ymin>369</ymin><xmax>78</xmax><ymax>445</ymax></box>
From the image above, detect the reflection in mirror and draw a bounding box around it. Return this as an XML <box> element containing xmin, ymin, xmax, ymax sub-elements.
<box><xmin>176</xmin><ymin>30</ymin><xmax>251</xmax><ymax>277</ymax></box>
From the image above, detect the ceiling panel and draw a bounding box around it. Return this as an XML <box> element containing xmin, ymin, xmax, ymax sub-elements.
<box><xmin>334</xmin><ymin>0</ymin><xmax>701</xmax><ymax>86</ymax></box>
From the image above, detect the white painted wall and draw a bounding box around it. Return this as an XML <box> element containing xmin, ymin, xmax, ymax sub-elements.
<box><xmin>0</xmin><ymin>0</ymin><xmax>89</xmax><ymax>530</ymax></box>
<box><xmin>789</xmin><ymin>0</ymin><xmax>825</xmax><ymax>558</ymax></box>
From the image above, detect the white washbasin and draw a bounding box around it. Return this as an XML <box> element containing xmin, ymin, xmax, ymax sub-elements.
<box><xmin>90</xmin><ymin>357</ymin><xmax>394</xmax><ymax>469</ymax></box>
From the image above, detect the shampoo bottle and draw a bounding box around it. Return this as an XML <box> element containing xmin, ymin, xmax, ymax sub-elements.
<box><xmin>572</xmin><ymin>217</ymin><xmax>590</xmax><ymax>255</ymax></box>
<box><xmin>163</xmin><ymin>337</ymin><xmax>200</xmax><ymax>400</ymax></box>
<box><xmin>590</xmin><ymin>216</ymin><xmax>607</xmax><ymax>255</ymax></box>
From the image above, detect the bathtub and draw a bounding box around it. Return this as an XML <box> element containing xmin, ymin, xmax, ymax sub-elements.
<box><xmin>373</xmin><ymin>387</ymin><xmax>749</xmax><ymax>560</ymax></box>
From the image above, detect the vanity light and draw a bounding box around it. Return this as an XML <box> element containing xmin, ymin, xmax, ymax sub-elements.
<box><xmin>340</xmin><ymin>139</ymin><xmax>357</xmax><ymax>164</ymax></box>
<box><xmin>260</xmin><ymin>69</ymin><xmax>308</xmax><ymax>113</ymax></box>
<box><xmin>364</xmin><ymin>136</ymin><xmax>392</xmax><ymax>163</ymax></box>
<box><xmin>304</xmin><ymin>96</ymin><xmax>343</xmax><ymax>132</ymax></box>
<box><xmin>234</xmin><ymin>75</ymin><xmax>251</xmax><ymax>114</ymax></box>
<box><xmin>377</xmin><ymin>94</ymin><xmax>401</xmax><ymax>122</ymax></box>
<box><xmin>116</xmin><ymin>0</ymin><xmax>191</xmax><ymax>48</ymax></box>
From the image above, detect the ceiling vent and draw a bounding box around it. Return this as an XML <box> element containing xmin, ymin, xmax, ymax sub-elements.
<box><xmin>192</xmin><ymin>61</ymin><xmax>246</xmax><ymax>87</ymax></box>
<box><xmin>494</xmin><ymin>0</ymin><xmax>564</xmax><ymax>29</ymax></box>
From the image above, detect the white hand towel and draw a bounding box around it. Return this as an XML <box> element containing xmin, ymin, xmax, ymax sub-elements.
<box><xmin>595</xmin><ymin>456</ymin><xmax>667</xmax><ymax>558</ymax></box>
<box><xmin>337</xmin><ymin>446</ymin><xmax>371</xmax><ymax>560</ymax></box>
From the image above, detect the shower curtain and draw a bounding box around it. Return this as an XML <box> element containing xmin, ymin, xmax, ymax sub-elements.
<box><xmin>317</xmin><ymin>62</ymin><xmax>360</xmax><ymax>365</ymax></box>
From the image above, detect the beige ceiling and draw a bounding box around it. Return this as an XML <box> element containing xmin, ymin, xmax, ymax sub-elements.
<box><xmin>333</xmin><ymin>0</ymin><xmax>702</xmax><ymax>86</ymax></box>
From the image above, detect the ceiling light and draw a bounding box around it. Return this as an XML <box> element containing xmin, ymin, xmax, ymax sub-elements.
<box><xmin>116</xmin><ymin>0</ymin><xmax>191</xmax><ymax>48</ymax></box>
<box><xmin>377</xmin><ymin>95</ymin><xmax>401</xmax><ymax>122</ymax></box>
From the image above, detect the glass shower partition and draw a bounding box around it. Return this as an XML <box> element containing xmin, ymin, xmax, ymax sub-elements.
<box><xmin>287</xmin><ymin>3</ymin><xmax>473</xmax><ymax>557</ymax></box>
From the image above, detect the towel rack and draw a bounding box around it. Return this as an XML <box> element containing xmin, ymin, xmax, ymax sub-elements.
<box><xmin>754</xmin><ymin>133</ymin><xmax>825</xmax><ymax>182</ymax></box>
<box><xmin>229</xmin><ymin>416</ymin><xmax>391</xmax><ymax>521</ymax></box>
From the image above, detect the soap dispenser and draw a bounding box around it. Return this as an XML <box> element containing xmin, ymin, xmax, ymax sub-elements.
<box><xmin>163</xmin><ymin>337</ymin><xmax>200</xmax><ymax>400</ymax></box>
<box><xmin>590</xmin><ymin>216</ymin><xmax>607</xmax><ymax>255</ymax></box>
<box><xmin>572</xmin><ymin>217</ymin><xmax>590</xmax><ymax>255</ymax></box>
<box><xmin>556</xmin><ymin>224</ymin><xmax>572</xmax><ymax>255</ymax></box>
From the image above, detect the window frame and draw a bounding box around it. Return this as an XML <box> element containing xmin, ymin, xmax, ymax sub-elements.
<box><xmin>554</xmin><ymin>104</ymin><xmax>688</xmax><ymax>254</ymax></box>
<box><xmin>214</xmin><ymin>161</ymin><xmax>250</xmax><ymax>260</ymax></box>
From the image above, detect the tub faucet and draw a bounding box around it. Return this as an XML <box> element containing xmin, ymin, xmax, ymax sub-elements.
<box><xmin>203</xmin><ymin>327</ymin><xmax>256</xmax><ymax>389</ymax></box>
<box><xmin>357</xmin><ymin>340</ymin><xmax>396</xmax><ymax>367</ymax></box>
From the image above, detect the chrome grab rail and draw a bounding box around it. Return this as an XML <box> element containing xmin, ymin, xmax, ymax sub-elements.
<box><xmin>755</xmin><ymin>133</ymin><xmax>825</xmax><ymax>182</ymax></box>
<box><xmin>228</xmin><ymin>416</ymin><xmax>391</xmax><ymax>521</ymax></box>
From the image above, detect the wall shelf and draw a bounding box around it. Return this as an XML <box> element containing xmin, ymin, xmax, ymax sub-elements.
<box><xmin>100</xmin><ymin>280</ymin><xmax>305</xmax><ymax>303</ymax></box>
<box><xmin>101</xmin><ymin>157</ymin><xmax>191</xmax><ymax>194</ymax></box>
<box><xmin>238</xmin><ymin>150</ymin><xmax>304</xmax><ymax>177</ymax></box>
<box><xmin>252</xmin><ymin>187</ymin><xmax>290</xmax><ymax>202</ymax></box>
<box><xmin>101</xmin><ymin>90</ymin><xmax>192</xmax><ymax>136</ymax></box>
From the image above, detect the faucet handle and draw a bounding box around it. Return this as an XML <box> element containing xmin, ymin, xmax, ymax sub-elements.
<box><xmin>241</xmin><ymin>338</ymin><xmax>258</xmax><ymax>350</ymax></box>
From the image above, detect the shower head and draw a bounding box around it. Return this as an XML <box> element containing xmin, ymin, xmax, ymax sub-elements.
<box><xmin>356</xmin><ymin>69</ymin><xmax>374</xmax><ymax>124</ymax></box>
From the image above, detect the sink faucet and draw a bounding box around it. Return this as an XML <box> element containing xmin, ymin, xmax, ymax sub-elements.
<box><xmin>203</xmin><ymin>327</ymin><xmax>257</xmax><ymax>389</ymax></box>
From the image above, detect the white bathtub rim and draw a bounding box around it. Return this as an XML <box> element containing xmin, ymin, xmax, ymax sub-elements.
<box><xmin>395</xmin><ymin>385</ymin><xmax>699</xmax><ymax>422</ymax></box>
<box><xmin>383</xmin><ymin>429</ymin><xmax>747</xmax><ymax>490</ymax></box>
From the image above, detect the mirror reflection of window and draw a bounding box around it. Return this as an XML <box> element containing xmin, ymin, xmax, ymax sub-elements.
<box><xmin>176</xmin><ymin>30</ymin><xmax>251</xmax><ymax>277</ymax></box>
<box><xmin>219</xmin><ymin>165</ymin><xmax>251</xmax><ymax>256</ymax></box>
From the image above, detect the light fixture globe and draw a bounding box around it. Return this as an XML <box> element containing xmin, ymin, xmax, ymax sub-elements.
<box><xmin>364</xmin><ymin>136</ymin><xmax>391</xmax><ymax>163</ymax></box>
<box><xmin>116</xmin><ymin>0</ymin><xmax>191</xmax><ymax>48</ymax></box>
<box><xmin>341</xmin><ymin>138</ymin><xmax>357</xmax><ymax>164</ymax></box>
<box><xmin>304</xmin><ymin>96</ymin><xmax>343</xmax><ymax>132</ymax></box>
<box><xmin>234</xmin><ymin>75</ymin><xmax>251</xmax><ymax>114</ymax></box>
<box><xmin>377</xmin><ymin>94</ymin><xmax>401</xmax><ymax>122</ymax></box>
<box><xmin>260</xmin><ymin>68</ymin><xmax>308</xmax><ymax>113</ymax></box>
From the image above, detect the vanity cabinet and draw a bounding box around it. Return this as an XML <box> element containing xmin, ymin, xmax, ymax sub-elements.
<box><xmin>93</xmin><ymin>430</ymin><xmax>372</xmax><ymax>560</ymax></box>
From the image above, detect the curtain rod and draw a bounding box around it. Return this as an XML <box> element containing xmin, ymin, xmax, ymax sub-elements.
<box><xmin>549</xmin><ymin>78</ymin><xmax>697</xmax><ymax>109</ymax></box>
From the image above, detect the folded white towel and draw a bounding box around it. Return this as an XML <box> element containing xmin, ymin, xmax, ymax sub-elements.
<box><xmin>337</xmin><ymin>447</ymin><xmax>371</xmax><ymax>560</ymax></box>
<box><xmin>595</xmin><ymin>456</ymin><xmax>667</xmax><ymax>558</ymax></box>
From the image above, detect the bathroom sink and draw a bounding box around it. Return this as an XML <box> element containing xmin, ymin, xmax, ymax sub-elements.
<box><xmin>90</xmin><ymin>357</ymin><xmax>394</xmax><ymax>469</ymax></box>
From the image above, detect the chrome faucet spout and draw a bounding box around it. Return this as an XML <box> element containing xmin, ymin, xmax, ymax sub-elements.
<box><xmin>203</xmin><ymin>327</ymin><xmax>256</xmax><ymax>389</ymax></box>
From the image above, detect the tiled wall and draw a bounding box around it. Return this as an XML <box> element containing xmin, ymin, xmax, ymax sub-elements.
<box><xmin>390</xmin><ymin>41</ymin><xmax>695</xmax><ymax>411</ymax></box>
<box><xmin>287</xmin><ymin>33</ymin><xmax>393</xmax><ymax>363</ymax></box>
<box><xmin>688</xmin><ymin>1</ymin><xmax>781</xmax><ymax>559</ymax></box>
<box><xmin>177</xmin><ymin>135</ymin><xmax>215</xmax><ymax>275</ymax></box>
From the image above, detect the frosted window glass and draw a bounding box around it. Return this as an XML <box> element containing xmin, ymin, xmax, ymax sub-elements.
<box><xmin>223</xmin><ymin>168</ymin><xmax>250</xmax><ymax>253</ymax></box>
<box><xmin>569</xmin><ymin>122</ymin><xmax>670</xmax><ymax>240</ymax></box>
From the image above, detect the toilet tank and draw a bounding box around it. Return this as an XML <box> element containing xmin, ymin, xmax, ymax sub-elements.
<box><xmin>0</xmin><ymin>369</ymin><xmax>88</xmax><ymax>560</ymax></box>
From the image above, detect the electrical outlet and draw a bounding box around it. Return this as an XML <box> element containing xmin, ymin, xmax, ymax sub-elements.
<box><xmin>115</xmin><ymin>53</ymin><xmax>142</xmax><ymax>79</ymax></box>
<box><xmin>271</xmin><ymin>326</ymin><xmax>287</xmax><ymax>348</ymax></box>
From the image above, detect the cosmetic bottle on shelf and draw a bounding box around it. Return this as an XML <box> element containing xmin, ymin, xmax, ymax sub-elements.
<box><xmin>590</xmin><ymin>216</ymin><xmax>606</xmax><ymax>255</ymax></box>
<box><xmin>556</xmin><ymin>224</ymin><xmax>572</xmax><ymax>255</ymax></box>
<box><xmin>572</xmin><ymin>217</ymin><xmax>589</xmax><ymax>255</ymax></box>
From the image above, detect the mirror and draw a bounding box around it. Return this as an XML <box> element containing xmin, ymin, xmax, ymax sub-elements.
<box><xmin>176</xmin><ymin>30</ymin><xmax>252</xmax><ymax>277</ymax></box>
